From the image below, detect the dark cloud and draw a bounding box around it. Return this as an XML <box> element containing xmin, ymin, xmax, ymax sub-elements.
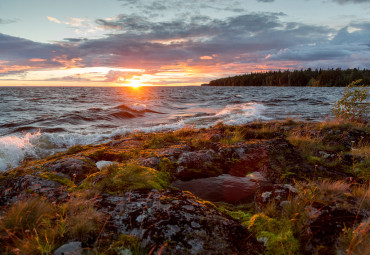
<box><xmin>1</xmin><ymin>10</ymin><xmax>369</xmax><ymax>80</ymax></box>
<box><xmin>117</xmin><ymin>0</ymin><xmax>245</xmax><ymax>14</ymax></box>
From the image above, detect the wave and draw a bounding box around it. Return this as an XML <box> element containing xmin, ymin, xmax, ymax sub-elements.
<box><xmin>114</xmin><ymin>103</ymin><xmax>161</xmax><ymax>113</ymax></box>
<box><xmin>215</xmin><ymin>102</ymin><xmax>269</xmax><ymax>125</ymax></box>
<box><xmin>0</xmin><ymin>119</ymin><xmax>186</xmax><ymax>172</ymax></box>
<box><xmin>0</xmin><ymin>132</ymin><xmax>41</xmax><ymax>172</ymax></box>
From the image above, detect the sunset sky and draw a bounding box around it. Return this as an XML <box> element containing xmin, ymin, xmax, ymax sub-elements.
<box><xmin>1</xmin><ymin>0</ymin><xmax>370</xmax><ymax>86</ymax></box>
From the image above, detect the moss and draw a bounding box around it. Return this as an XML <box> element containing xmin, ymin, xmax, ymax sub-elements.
<box><xmin>39</xmin><ymin>172</ymin><xmax>75</xmax><ymax>187</ymax></box>
<box><xmin>66</xmin><ymin>144</ymin><xmax>86</xmax><ymax>155</ymax></box>
<box><xmin>158</xmin><ymin>157</ymin><xmax>177</xmax><ymax>173</ymax></box>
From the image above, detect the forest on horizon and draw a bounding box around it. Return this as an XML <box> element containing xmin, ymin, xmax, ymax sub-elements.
<box><xmin>207</xmin><ymin>68</ymin><xmax>370</xmax><ymax>87</ymax></box>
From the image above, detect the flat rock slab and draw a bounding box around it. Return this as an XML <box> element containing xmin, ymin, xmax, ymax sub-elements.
<box><xmin>97</xmin><ymin>189</ymin><xmax>263</xmax><ymax>255</ymax></box>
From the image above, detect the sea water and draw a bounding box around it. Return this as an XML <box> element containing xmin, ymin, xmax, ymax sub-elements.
<box><xmin>0</xmin><ymin>86</ymin><xmax>343</xmax><ymax>171</ymax></box>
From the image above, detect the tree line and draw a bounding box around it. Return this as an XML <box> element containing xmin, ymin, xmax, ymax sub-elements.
<box><xmin>207</xmin><ymin>68</ymin><xmax>370</xmax><ymax>87</ymax></box>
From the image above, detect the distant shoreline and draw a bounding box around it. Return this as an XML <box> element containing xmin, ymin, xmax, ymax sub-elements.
<box><xmin>206</xmin><ymin>68</ymin><xmax>370</xmax><ymax>87</ymax></box>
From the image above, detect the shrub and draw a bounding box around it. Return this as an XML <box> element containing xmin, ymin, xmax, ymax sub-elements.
<box><xmin>332</xmin><ymin>80</ymin><xmax>369</xmax><ymax>122</ymax></box>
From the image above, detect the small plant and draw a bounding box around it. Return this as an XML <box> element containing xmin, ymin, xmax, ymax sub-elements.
<box><xmin>107</xmin><ymin>234</ymin><xmax>148</xmax><ymax>255</ymax></box>
<box><xmin>248</xmin><ymin>213</ymin><xmax>300</xmax><ymax>255</ymax></box>
<box><xmin>332</xmin><ymin>80</ymin><xmax>369</xmax><ymax>123</ymax></box>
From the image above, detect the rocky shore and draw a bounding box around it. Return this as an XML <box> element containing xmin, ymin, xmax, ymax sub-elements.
<box><xmin>0</xmin><ymin>120</ymin><xmax>369</xmax><ymax>254</ymax></box>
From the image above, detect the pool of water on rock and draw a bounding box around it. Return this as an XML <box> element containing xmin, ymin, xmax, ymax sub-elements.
<box><xmin>172</xmin><ymin>172</ymin><xmax>266</xmax><ymax>204</ymax></box>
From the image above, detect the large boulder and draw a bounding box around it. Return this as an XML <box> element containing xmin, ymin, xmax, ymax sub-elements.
<box><xmin>97</xmin><ymin>190</ymin><xmax>263</xmax><ymax>255</ymax></box>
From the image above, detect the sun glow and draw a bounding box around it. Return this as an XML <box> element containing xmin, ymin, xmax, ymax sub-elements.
<box><xmin>128</xmin><ymin>79</ymin><xmax>142</xmax><ymax>88</ymax></box>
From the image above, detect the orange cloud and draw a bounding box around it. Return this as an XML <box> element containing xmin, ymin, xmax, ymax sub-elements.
<box><xmin>29</xmin><ymin>58</ymin><xmax>47</xmax><ymax>62</ymax></box>
<box><xmin>200</xmin><ymin>56</ymin><xmax>213</xmax><ymax>60</ymax></box>
<box><xmin>51</xmin><ymin>55</ymin><xmax>82</xmax><ymax>69</ymax></box>
<box><xmin>0</xmin><ymin>64</ymin><xmax>35</xmax><ymax>73</ymax></box>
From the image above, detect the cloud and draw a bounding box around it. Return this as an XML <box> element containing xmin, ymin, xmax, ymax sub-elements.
<box><xmin>116</xmin><ymin>0</ymin><xmax>246</xmax><ymax>15</ymax></box>
<box><xmin>331</xmin><ymin>0</ymin><xmax>369</xmax><ymax>4</ymax></box>
<box><xmin>47</xmin><ymin>16</ymin><xmax>62</xmax><ymax>24</ymax></box>
<box><xmin>1</xmin><ymin>10</ymin><xmax>370</xmax><ymax>83</ymax></box>
<box><xmin>0</xmin><ymin>18</ymin><xmax>17</xmax><ymax>24</ymax></box>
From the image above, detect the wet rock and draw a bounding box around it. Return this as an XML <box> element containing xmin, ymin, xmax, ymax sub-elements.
<box><xmin>54</xmin><ymin>241</ymin><xmax>83</xmax><ymax>255</ymax></box>
<box><xmin>44</xmin><ymin>156</ymin><xmax>99</xmax><ymax>183</ymax></box>
<box><xmin>172</xmin><ymin>173</ymin><xmax>265</xmax><ymax>205</ymax></box>
<box><xmin>97</xmin><ymin>190</ymin><xmax>263</xmax><ymax>255</ymax></box>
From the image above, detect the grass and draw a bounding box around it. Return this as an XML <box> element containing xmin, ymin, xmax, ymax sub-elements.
<box><xmin>143</xmin><ymin>132</ymin><xmax>179</xmax><ymax>149</ymax></box>
<box><xmin>188</xmin><ymin>133</ymin><xmax>213</xmax><ymax>148</ymax></box>
<box><xmin>337</xmin><ymin>217</ymin><xmax>370</xmax><ymax>255</ymax></box>
<box><xmin>0</xmin><ymin>198</ymin><xmax>57</xmax><ymax>254</ymax></box>
<box><xmin>96</xmin><ymin>162</ymin><xmax>171</xmax><ymax>194</ymax></box>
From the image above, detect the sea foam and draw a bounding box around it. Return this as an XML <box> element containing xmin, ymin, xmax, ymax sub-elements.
<box><xmin>216</xmin><ymin>102</ymin><xmax>269</xmax><ymax>125</ymax></box>
<box><xmin>0</xmin><ymin>119</ymin><xmax>187</xmax><ymax>172</ymax></box>
<box><xmin>0</xmin><ymin>131</ymin><xmax>41</xmax><ymax>172</ymax></box>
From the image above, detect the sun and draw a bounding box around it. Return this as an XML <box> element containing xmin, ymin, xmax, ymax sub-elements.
<box><xmin>119</xmin><ymin>76</ymin><xmax>143</xmax><ymax>88</ymax></box>
<box><xmin>128</xmin><ymin>79</ymin><xmax>142</xmax><ymax>88</ymax></box>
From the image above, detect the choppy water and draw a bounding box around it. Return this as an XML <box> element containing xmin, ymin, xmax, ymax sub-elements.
<box><xmin>0</xmin><ymin>86</ymin><xmax>343</xmax><ymax>171</ymax></box>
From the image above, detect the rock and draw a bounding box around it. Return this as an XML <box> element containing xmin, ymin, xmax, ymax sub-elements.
<box><xmin>226</xmin><ymin>138</ymin><xmax>306</xmax><ymax>182</ymax></box>
<box><xmin>255</xmin><ymin>184</ymin><xmax>297</xmax><ymax>209</ymax></box>
<box><xmin>97</xmin><ymin>190</ymin><xmax>263</xmax><ymax>255</ymax></box>
<box><xmin>54</xmin><ymin>242</ymin><xmax>83</xmax><ymax>255</ymax></box>
<box><xmin>0</xmin><ymin>174</ymin><xmax>69</xmax><ymax>206</ymax></box>
<box><xmin>140</xmin><ymin>157</ymin><xmax>161</xmax><ymax>168</ymax></box>
<box><xmin>303</xmin><ymin>205</ymin><xmax>363</xmax><ymax>255</ymax></box>
<box><xmin>96</xmin><ymin>160</ymin><xmax>118</xmax><ymax>170</ymax></box>
<box><xmin>176</xmin><ymin>150</ymin><xmax>223</xmax><ymax>180</ymax></box>
<box><xmin>44</xmin><ymin>156</ymin><xmax>99</xmax><ymax>183</ymax></box>
<box><xmin>157</xmin><ymin>145</ymin><xmax>191</xmax><ymax>158</ymax></box>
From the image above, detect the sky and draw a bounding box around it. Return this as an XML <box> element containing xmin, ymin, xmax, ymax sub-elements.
<box><xmin>0</xmin><ymin>0</ymin><xmax>370</xmax><ymax>86</ymax></box>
